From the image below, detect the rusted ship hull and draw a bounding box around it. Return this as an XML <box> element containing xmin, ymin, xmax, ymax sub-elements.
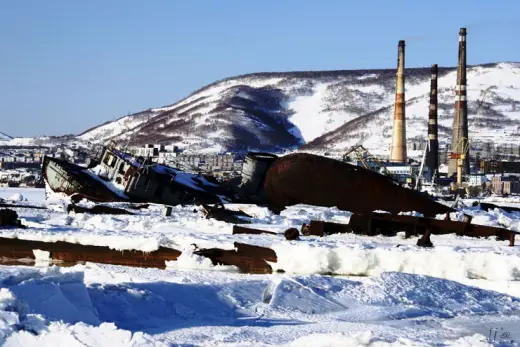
<box><xmin>42</xmin><ymin>156</ymin><xmax>126</xmax><ymax>202</ymax></box>
<box><xmin>263</xmin><ymin>153</ymin><xmax>454</xmax><ymax>217</ymax></box>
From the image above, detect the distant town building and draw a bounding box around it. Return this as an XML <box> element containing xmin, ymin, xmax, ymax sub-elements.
<box><xmin>491</xmin><ymin>175</ymin><xmax>520</xmax><ymax>195</ymax></box>
<box><xmin>467</xmin><ymin>174</ymin><xmax>488</xmax><ymax>187</ymax></box>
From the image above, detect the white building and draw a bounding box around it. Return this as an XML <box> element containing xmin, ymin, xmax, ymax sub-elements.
<box><xmin>467</xmin><ymin>174</ymin><xmax>488</xmax><ymax>187</ymax></box>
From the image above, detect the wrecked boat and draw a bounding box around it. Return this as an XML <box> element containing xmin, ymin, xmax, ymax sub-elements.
<box><xmin>260</xmin><ymin>153</ymin><xmax>454</xmax><ymax>217</ymax></box>
<box><xmin>43</xmin><ymin>147</ymin><xmax>233</xmax><ymax>205</ymax></box>
<box><xmin>44</xmin><ymin>148</ymin><xmax>454</xmax><ymax>217</ymax></box>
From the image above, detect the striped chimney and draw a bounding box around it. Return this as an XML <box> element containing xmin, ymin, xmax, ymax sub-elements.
<box><xmin>448</xmin><ymin>28</ymin><xmax>470</xmax><ymax>176</ymax></box>
<box><xmin>425</xmin><ymin>64</ymin><xmax>439</xmax><ymax>178</ymax></box>
<box><xmin>390</xmin><ymin>40</ymin><xmax>407</xmax><ymax>163</ymax></box>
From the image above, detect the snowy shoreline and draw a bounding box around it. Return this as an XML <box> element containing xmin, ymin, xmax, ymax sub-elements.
<box><xmin>2</xmin><ymin>187</ymin><xmax>520</xmax><ymax>346</ymax></box>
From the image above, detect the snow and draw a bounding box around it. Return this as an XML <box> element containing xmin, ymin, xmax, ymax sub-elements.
<box><xmin>0</xmin><ymin>132</ymin><xmax>13</xmax><ymax>141</ymax></box>
<box><xmin>288</xmin><ymin>83</ymin><xmax>330</xmax><ymax>142</ymax></box>
<box><xmin>6</xmin><ymin>193</ymin><xmax>25</xmax><ymax>202</ymax></box>
<box><xmin>3</xmin><ymin>187</ymin><xmax>520</xmax><ymax>345</ymax></box>
<box><xmin>0</xmin><ymin>188</ymin><xmax>44</xmax><ymax>202</ymax></box>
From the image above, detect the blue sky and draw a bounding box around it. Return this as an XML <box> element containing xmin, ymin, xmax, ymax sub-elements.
<box><xmin>1</xmin><ymin>0</ymin><xmax>519</xmax><ymax>137</ymax></box>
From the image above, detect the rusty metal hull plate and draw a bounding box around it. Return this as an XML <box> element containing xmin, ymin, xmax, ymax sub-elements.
<box><xmin>264</xmin><ymin>153</ymin><xmax>454</xmax><ymax>217</ymax></box>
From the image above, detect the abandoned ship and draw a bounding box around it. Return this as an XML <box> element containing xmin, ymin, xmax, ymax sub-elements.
<box><xmin>42</xmin><ymin>145</ymin><xmax>233</xmax><ymax>205</ymax></box>
<box><xmin>42</xmin><ymin>145</ymin><xmax>454</xmax><ymax>218</ymax></box>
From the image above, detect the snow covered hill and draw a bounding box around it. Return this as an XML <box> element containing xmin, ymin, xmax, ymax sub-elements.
<box><xmin>5</xmin><ymin>62</ymin><xmax>519</xmax><ymax>154</ymax></box>
<box><xmin>78</xmin><ymin>62</ymin><xmax>520</xmax><ymax>154</ymax></box>
<box><xmin>0</xmin><ymin>132</ymin><xmax>13</xmax><ymax>141</ymax></box>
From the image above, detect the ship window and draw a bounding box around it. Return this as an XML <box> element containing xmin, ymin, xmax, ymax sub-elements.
<box><xmin>118</xmin><ymin>162</ymin><xmax>126</xmax><ymax>174</ymax></box>
<box><xmin>109</xmin><ymin>156</ymin><xmax>117</xmax><ymax>168</ymax></box>
<box><xmin>103</xmin><ymin>154</ymin><xmax>111</xmax><ymax>166</ymax></box>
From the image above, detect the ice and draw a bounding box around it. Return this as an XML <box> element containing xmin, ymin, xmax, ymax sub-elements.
<box><xmin>0</xmin><ymin>188</ymin><xmax>45</xmax><ymax>203</ymax></box>
<box><xmin>7</xmin><ymin>193</ymin><xmax>25</xmax><ymax>202</ymax></box>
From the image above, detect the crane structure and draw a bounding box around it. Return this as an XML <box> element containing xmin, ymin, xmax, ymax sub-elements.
<box><xmin>450</xmin><ymin>136</ymin><xmax>469</xmax><ymax>186</ymax></box>
<box><xmin>470</xmin><ymin>86</ymin><xmax>494</xmax><ymax>137</ymax></box>
<box><xmin>343</xmin><ymin>145</ymin><xmax>390</xmax><ymax>176</ymax></box>
<box><xmin>449</xmin><ymin>86</ymin><xmax>492</xmax><ymax>187</ymax></box>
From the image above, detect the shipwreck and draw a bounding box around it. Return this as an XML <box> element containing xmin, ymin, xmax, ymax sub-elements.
<box><xmin>43</xmin><ymin>146</ymin><xmax>233</xmax><ymax>205</ymax></box>
<box><xmin>43</xmin><ymin>147</ymin><xmax>453</xmax><ymax>219</ymax></box>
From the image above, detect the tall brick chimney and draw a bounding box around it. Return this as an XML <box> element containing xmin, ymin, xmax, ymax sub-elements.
<box><xmin>390</xmin><ymin>40</ymin><xmax>407</xmax><ymax>163</ymax></box>
<box><xmin>426</xmin><ymin>64</ymin><xmax>439</xmax><ymax>180</ymax></box>
<box><xmin>448</xmin><ymin>28</ymin><xmax>469</xmax><ymax>176</ymax></box>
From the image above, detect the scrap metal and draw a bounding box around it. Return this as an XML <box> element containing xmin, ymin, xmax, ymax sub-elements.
<box><xmin>194</xmin><ymin>242</ymin><xmax>276</xmax><ymax>274</ymax></box>
<box><xmin>66</xmin><ymin>204</ymin><xmax>135</xmax><ymax>215</ymax></box>
<box><xmin>202</xmin><ymin>203</ymin><xmax>252</xmax><ymax>224</ymax></box>
<box><xmin>0</xmin><ymin>209</ymin><xmax>24</xmax><ymax>228</ymax></box>
<box><xmin>263</xmin><ymin>153</ymin><xmax>454</xmax><ymax>217</ymax></box>
<box><xmin>232</xmin><ymin>225</ymin><xmax>277</xmax><ymax>235</ymax></box>
<box><xmin>0</xmin><ymin>237</ymin><xmax>182</xmax><ymax>268</ymax></box>
<box><xmin>479</xmin><ymin>202</ymin><xmax>520</xmax><ymax>214</ymax></box>
<box><xmin>301</xmin><ymin>212</ymin><xmax>517</xmax><ymax>247</ymax></box>
<box><xmin>284</xmin><ymin>228</ymin><xmax>299</xmax><ymax>240</ymax></box>
<box><xmin>0</xmin><ymin>202</ymin><xmax>47</xmax><ymax>210</ymax></box>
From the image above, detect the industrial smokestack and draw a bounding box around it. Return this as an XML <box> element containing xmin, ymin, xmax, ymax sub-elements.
<box><xmin>425</xmin><ymin>64</ymin><xmax>439</xmax><ymax>180</ymax></box>
<box><xmin>390</xmin><ymin>40</ymin><xmax>407</xmax><ymax>163</ymax></box>
<box><xmin>448</xmin><ymin>28</ymin><xmax>469</xmax><ymax>176</ymax></box>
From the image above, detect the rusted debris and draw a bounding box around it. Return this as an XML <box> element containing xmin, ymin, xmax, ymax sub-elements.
<box><xmin>0</xmin><ymin>237</ymin><xmax>181</xmax><ymax>268</ymax></box>
<box><xmin>300</xmin><ymin>213</ymin><xmax>517</xmax><ymax>247</ymax></box>
<box><xmin>234</xmin><ymin>242</ymin><xmax>277</xmax><ymax>263</ymax></box>
<box><xmin>302</xmin><ymin>220</ymin><xmax>352</xmax><ymax>237</ymax></box>
<box><xmin>238</xmin><ymin>152</ymin><xmax>278</xmax><ymax>203</ymax></box>
<box><xmin>480</xmin><ymin>202</ymin><xmax>520</xmax><ymax>214</ymax></box>
<box><xmin>67</xmin><ymin>204</ymin><xmax>134</xmax><ymax>215</ymax></box>
<box><xmin>193</xmin><ymin>242</ymin><xmax>276</xmax><ymax>274</ymax></box>
<box><xmin>232</xmin><ymin>225</ymin><xmax>277</xmax><ymax>236</ymax></box>
<box><xmin>284</xmin><ymin>228</ymin><xmax>299</xmax><ymax>240</ymax></box>
<box><xmin>163</xmin><ymin>206</ymin><xmax>173</xmax><ymax>217</ymax></box>
<box><xmin>194</xmin><ymin>249</ymin><xmax>272</xmax><ymax>274</ymax></box>
<box><xmin>0</xmin><ymin>202</ymin><xmax>47</xmax><ymax>210</ymax></box>
<box><xmin>202</xmin><ymin>204</ymin><xmax>252</xmax><ymax>224</ymax></box>
<box><xmin>0</xmin><ymin>209</ymin><xmax>24</xmax><ymax>228</ymax></box>
<box><xmin>417</xmin><ymin>229</ymin><xmax>434</xmax><ymax>247</ymax></box>
<box><xmin>263</xmin><ymin>153</ymin><xmax>454</xmax><ymax>217</ymax></box>
<box><xmin>126</xmin><ymin>203</ymin><xmax>150</xmax><ymax>210</ymax></box>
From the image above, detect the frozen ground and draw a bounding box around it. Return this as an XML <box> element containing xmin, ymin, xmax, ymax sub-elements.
<box><xmin>2</xmin><ymin>187</ymin><xmax>520</xmax><ymax>346</ymax></box>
